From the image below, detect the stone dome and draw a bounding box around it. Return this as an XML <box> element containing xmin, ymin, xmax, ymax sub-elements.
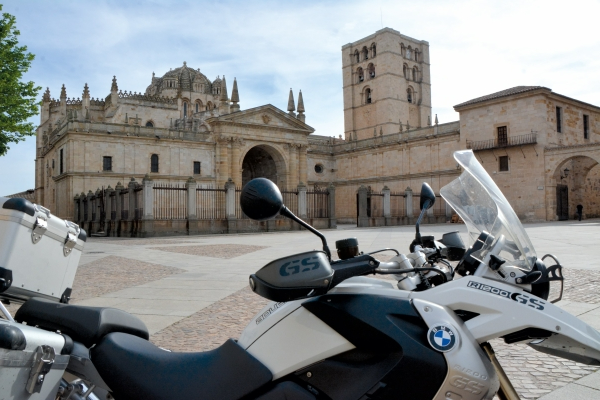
<box><xmin>145</xmin><ymin>62</ymin><xmax>212</xmax><ymax>95</ymax></box>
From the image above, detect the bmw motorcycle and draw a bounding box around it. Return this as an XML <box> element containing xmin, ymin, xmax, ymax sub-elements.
<box><xmin>7</xmin><ymin>149</ymin><xmax>600</xmax><ymax>400</ymax></box>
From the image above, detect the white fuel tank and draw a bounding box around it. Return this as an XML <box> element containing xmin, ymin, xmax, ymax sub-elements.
<box><xmin>238</xmin><ymin>300</ymin><xmax>355</xmax><ymax>380</ymax></box>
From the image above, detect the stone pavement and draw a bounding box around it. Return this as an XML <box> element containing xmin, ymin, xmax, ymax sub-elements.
<box><xmin>8</xmin><ymin>219</ymin><xmax>600</xmax><ymax>399</ymax></box>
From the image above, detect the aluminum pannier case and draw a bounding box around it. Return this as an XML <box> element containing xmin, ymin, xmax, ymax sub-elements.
<box><xmin>0</xmin><ymin>307</ymin><xmax>70</xmax><ymax>400</ymax></box>
<box><xmin>0</xmin><ymin>197</ymin><xmax>86</xmax><ymax>304</ymax></box>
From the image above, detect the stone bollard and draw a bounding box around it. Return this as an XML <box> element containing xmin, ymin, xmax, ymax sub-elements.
<box><xmin>225</xmin><ymin>178</ymin><xmax>237</xmax><ymax>234</ymax></box>
<box><xmin>382</xmin><ymin>185</ymin><xmax>391</xmax><ymax>226</ymax></box>
<box><xmin>405</xmin><ymin>187</ymin><xmax>413</xmax><ymax>220</ymax></box>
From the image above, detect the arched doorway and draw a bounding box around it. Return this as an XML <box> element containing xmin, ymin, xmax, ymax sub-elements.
<box><xmin>241</xmin><ymin>145</ymin><xmax>286</xmax><ymax>188</ymax></box>
<box><xmin>552</xmin><ymin>156</ymin><xmax>599</xmax><ymax>220</ymax></box>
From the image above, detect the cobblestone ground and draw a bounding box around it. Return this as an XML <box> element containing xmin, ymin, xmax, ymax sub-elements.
<box><xmin>4</xmin><ymin>255</ymin><xmax>184</xmax><ymax>314</ymax></box>
<box><xmin>150</xmin><ymin>244</ymin><xmax>268</xmax><ymax>259</ymax></box>
<box><xmin>98</xmin><ymin>238</ymin><xmax>197</xmax><ymax>246</ymax></box>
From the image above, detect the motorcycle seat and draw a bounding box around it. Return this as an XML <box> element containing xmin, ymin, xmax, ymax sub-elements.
<box><xmin>15</xmin><ymin>297</ymin><xmax>149</xmax><ymax>348</ymax></box>
<box><xmin>91</xmin><ymin>332</ymin><xmax>273</xmax><ymax>400</ymax></box>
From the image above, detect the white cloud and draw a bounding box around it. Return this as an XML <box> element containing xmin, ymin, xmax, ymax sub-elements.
<box><xmin>0</xmin><ymin>0</ymin><xmax>598</xmax><ymax>195</ymax></box>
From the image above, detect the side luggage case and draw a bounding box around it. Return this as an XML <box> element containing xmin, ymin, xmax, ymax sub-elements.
<box><xmin>0</xmin><ymin>197</ymin><xmax>86</xmax><ymax>304</ymax></box>
<box><xmin>0</xmin><ymin>307</ymin><xmax>70</xmax><ymax>400</ymax></box>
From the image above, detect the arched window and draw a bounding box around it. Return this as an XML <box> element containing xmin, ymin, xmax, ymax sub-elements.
<box><xmin>414</xmin><ymin>50</ymin><xmax>419</xmax><ymax>62</ymax></box>
<box><xmin>406</xmin><ymin>46</ymin><xmax>412</xmax><ymax>60</ymax></box>
<box><xmin>412</xmin><ymin>67</ymin><xmax>418</xmax><ymax>81</ymax></box>
<box><xmin>183</xmin><ymin>102</ymin><xmax>188</xmax><ymax>117</ymax></box>
<box><xmin>207</xmin><ymin>101</ymin><xmax>213</xmax><ymax>111</ymax></box>
<box><xmin>365</xmin><ymin>88</ymin><xmax>372</xmax><ymax>104</ymax></box>
<box><xmin>151</xmin><ymin>154</ymin><xmax>159</xmax><ymax>173</ymax></box>
<box><xmin>403</xmin><ymin>64</ymin><xmax>408</xmax><ymax>79</ymax></box>
<box><xmin>400</xmin><ymin>43</ymin><xmax>405</xmax><ymax>56</ymax></box>
<box><xmin>407</xmin><ymin>88</ymin><xmax>413</xmax><ymax>104</ymax></box>
<box><xmin>371</xmin><ymin>43</ymin><xmax>377</xmax><ymax>58</ymax></box>
<box><xmin>357</xmin><ymin>67</ymin><xmax>364</xmax><ymax>83</ymax></box>
<box><xmin>362</xmin><ymin>46</ymin><xmax>369</xmax><ymax>61</ymax></box>
<box><xmin>145</xmin><ymin>121</ymin><xmax>154</xmax><ymax>127</ymax></box>
<box><xmin>195</xmin><ymin>100</ymin><xmax>203</xmax><ymax>113</ymax></box>
<box><xmin>368</xmin><ymin>63</ymin><xmax>375</xmax><ymax>79</ymax></box>
<box><xmin>354</xmin><ymin>50</ymin><xmax>359</xmax><ymax>63</ymax></box>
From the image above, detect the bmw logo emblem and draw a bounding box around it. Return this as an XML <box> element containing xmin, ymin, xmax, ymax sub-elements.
<box><xmin>428</xmin><ymin>325</ymin><xmax>457</xmax><ymax>352</ymax></box>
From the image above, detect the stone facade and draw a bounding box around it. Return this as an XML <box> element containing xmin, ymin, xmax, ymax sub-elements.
<box><xmin>35</xmin><ymin>64</ymin><xmax>313</xmax><ymax>220</ymax></box>
<box><xmin>34</xmin><ymin>30</ymin><xmax>600</xmax><ymax>226</ymax></box>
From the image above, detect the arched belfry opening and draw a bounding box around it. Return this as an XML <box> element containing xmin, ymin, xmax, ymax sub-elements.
<box><xmin>241</xmin><ymin>145</ymin><xmax>286</xmax><ymax>188</ymax></box>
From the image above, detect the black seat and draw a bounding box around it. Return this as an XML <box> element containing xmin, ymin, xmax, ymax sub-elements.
<box><xmin>15</xmin><ymin>298</ymin><xmax>148</xmax><ymax>348</ymax></box>
<box><xmin>91</xmin><ymin>333</ymin><xmax>273</xmax><ymax>400</ymax></box>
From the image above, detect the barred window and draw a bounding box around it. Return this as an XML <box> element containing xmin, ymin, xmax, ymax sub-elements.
<box><xmin>151</xmin><ymin>154</ymin><xmax>159</xmax><ymax>173</ymax></box>
<box><xmin>499</xmin><ymin>156</ymin><xmax>509</xmax><ymax>172</ymax></box>
<box><xmin>497</xmin><ymin>126</ymin><xmax>508</xmax><ymax>146</ymax></box>
<box><xmin>103</xmin><ymin>156</ymin><xmax>112</xmax><ymax>171</ymax></box>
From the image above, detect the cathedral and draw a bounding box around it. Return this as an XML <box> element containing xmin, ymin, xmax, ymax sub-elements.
<box><xmin>34</xmin><ymin>28</ymin><xmax>600</xmax><ymax>226</ymax></box>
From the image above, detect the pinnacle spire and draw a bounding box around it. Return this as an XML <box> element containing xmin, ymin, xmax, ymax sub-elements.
<box><xmin>111</xmin><ymin>76</ymin><xmax>118</xmax><ymax>92</ymax></box>
<box><xmin>83</xmin><ymin>83</ymin><xmax>90</xmax><ymax>98</ymax></box>
<box><xmin>60</xmin><ymin>84</ymin><xmax>66</xmax><ymax>99</ymax></box>
<box><xmin>220</xmin><ymin>75</ymin><xmax>228</xmax><ymax>102</ymax></box>
<box><xmin>287</xmin><ymin>88</ymin><xmax>295</xmax><ymax>113</ymax></box>
<box><xmin>435</xmin><ymin>114</ymin><xmax>439</xmax><ymax>125</ymax></box>
<box><xmin>42</xmin><ymin>87</ymin><xmax>51</xmax><ymax>102</ymax></box>
<box><xmin>231</xmin><ymin>78</ymin><xmax>239</xmax><ymax>103</ymax></box>
<box><xmin>297</xmin><ymin>90</ymin><xmax>305</xmax><ymax>113</ymax></box>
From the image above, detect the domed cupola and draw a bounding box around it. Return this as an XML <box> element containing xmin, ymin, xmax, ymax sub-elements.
<box><xmin>212</xmin><ymin>76</ymin><xmax>223</xmax><ymax>95</ymax></box>
<box><xmin>145</xmin><ymin>62</ymin><xmax>211</xmax><ymax>96</ymax></box>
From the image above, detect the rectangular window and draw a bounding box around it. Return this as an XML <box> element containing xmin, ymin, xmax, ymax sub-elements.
<box><xmin>103</xmin><ymin>156</ymin><xmax>112</xmax><ymax>171</ymax></box>
<box><xmin>59</xmin><ymin>149</ymin><xmax>64</xmax><ymax>174</ymax></box>
<box><xmin>584</xmin><ymin>114</ymin><xmax>589</xmax><ymax>139</ymax></box>
<box><xmin>497</xmin><ymin>126</ymin><xmax>508</xmax><ymax>146</ymax></box>
<box><xmin>193</xmin><ymin>161</ymin><xmax>201</xmax><ymax>175</ymax></box>
<box><xmin>556</xmin><ymin>106</ymin><xmax>562</xmax><ymax>133</ymax></box>
<box><xmin>151</xmin><ymin>154</ymin><xmax>159</xmax><ymax>173</ymax></box>
<box><xmin>499</xmin><ymin>156</ymin><xmax>509</xmax><ymax>172</ymax></box>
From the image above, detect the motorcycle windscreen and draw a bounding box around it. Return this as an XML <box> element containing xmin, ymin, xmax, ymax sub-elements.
<box><xmin>440</xmin><ymin>150</ymin><xmax>537</xmax><ymax>271</ymax></box>
<box><xmin>249</xmin><ymin>251</ymin><xmax>333</xmax><ymax>302</ymax></box>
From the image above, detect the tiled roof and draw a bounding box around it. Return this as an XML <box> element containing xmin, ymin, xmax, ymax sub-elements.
<box><xmin>4</xmin><ymin>189</ymin><xmax>35</xmax><ymax>201</ymax></box>
<box><xmin>454</xmin><ymin>86</ymin><xmax>550</xmax><ymax>108</ymax></box>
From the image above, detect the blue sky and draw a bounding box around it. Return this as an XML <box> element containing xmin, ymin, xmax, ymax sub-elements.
<box><xmin>1</xmin><ymin>0</ymin><xmax>599</xmax><ymax>195</ymax></box>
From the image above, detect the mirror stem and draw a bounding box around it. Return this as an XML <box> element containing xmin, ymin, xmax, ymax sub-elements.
<box><xmin>280</xmin><ymin>206</ymin><xmax>332</xmax><ymax>262</ymax></box>
<box><xmin>414</xmin><ymin>199</ymin><xmax>430</xmax><ymax>245</ymax></box>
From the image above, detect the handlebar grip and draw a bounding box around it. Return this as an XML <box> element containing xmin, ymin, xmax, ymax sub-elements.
<box><xmin>377</xmin><ymin>261</ymin><xmax>400</xmax><ymax>269</ymax></box>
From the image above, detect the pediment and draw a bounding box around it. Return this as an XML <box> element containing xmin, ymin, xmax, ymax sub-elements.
<box><xmin>210</xmin><ymin>104</ymin><xmax>314</xmax><ymax>133</ymax></box>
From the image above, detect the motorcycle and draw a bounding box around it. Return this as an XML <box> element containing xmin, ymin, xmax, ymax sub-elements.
<box><xmin>5</xmin><ymin>149</ymin><xmax>600</xmax><ymax>400</ymax></box>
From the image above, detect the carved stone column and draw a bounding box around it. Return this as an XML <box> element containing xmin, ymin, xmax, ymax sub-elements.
<box><xmin>288</xmin><ymin>144</ymin><xmax>298</xmax><ymax>190</ymax></box>
<box><xmin>357</xmin><ymin>185</ymin><xmax>368</xmax><ymax>228</ymax></box>
<box><xmin>299</xmin><ymin>145</ymin><xmax>308</xmax><ymax>185</ymax></box>
<box><xmin>217</xmin><ymin>135</ymin><xmax>230</xmax><ymax>187</ymax></box>
<box><xmin>231</xmin><ymin>138</ymin><xmax>243</xmax><ymax>187</ymax></box>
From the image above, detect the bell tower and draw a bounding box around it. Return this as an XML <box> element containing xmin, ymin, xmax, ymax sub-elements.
<box><xmin>342</xmin><ymin>28</ymin><xmax>432</xmax><ymax>141</ymax></box>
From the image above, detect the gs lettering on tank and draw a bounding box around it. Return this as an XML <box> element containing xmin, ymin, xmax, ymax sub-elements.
<box><xmin>280</xmin><ymin>255</ymin><xmax>321</xmax><ymax>277</ymax></box>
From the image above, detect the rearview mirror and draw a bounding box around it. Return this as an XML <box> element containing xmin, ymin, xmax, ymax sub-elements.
<box><xmin>420</xmin><ymin>183</ymin><xmax>436</xmax><ymax>210</ymax></box>
<box><xmin>240</xmin><ymin>178</ymin><xmax>283</xmax><ymax>221</ymax></box>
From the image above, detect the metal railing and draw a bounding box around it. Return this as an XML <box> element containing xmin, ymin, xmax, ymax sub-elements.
<box><xmin>390</xmin><ymin>192</ymin><xmax>406</xmax><ymax>217</ymax></box>
<box><xmin>307</xmin><ymin>188</ymin><xmax>329</xmax><ymax>219</ymax></box>
<box><xmin>467</xmin><ymin>133</ymin><xmax>537</xmax><ymax>151</ymax></box>
<box><xmin>153</xmin><ymin>184</ymin><xmax>187</xmax><ymax>220</ymax></box>
<box><xmin>196</xmin><ymin>187</ymin><xmax>225</xmax><ymax>220</ymax></box>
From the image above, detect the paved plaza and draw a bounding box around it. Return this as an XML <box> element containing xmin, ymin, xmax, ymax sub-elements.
<box><xmin>9</xmin><ymin>219</ymin><xmax>600</xmax><ymax>399</ymax></box>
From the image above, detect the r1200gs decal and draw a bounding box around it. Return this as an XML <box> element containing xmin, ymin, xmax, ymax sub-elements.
<box><xmin>255</xmin><ymin>302</ymin><xmax>285</xmax><ymax>325</ymax></box>
<box><xmin>279</xmin><ymin>256</ymin><xmax>321</xmax><ymax>277</ymax></box>
<box><xmin>467</xmin><ymin>281</ymin><xmax>545</xmax><ymax>310</ymax></box>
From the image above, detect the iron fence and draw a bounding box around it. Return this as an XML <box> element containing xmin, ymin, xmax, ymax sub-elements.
<box><xmin>196</xmin><ymin>187</ymin><xmax>226</xmax><ymax>220</ymax></box>
<box><xmin>390</xmin><ymin>192</ymin><xmax>406</xmax><ymax>217</ymax></box>
<box><xmin>368</xmin><ymin>191</ymin><xmax>384</xmax><ymax>218</ymax></box>
<box><xmin>307</xmin><ymin>188</ymin><xmax>329</xmax><ymax>219</ymax></box>
<box><xmin>153</xmin><ymin>184</ymin><xmax>187</xmax><ymax>220</ymax></box>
